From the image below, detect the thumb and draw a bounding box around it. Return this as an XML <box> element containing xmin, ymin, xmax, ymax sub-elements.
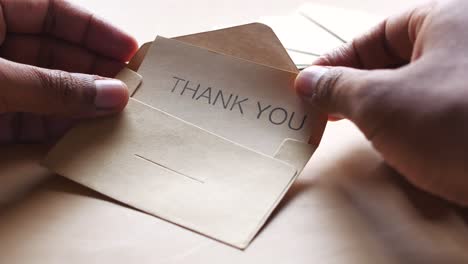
<box><xmin>0</xmin><ymin>60</ymin><xmax>129</xmax><ymax>116</ymax></box>
<box><xmin>295</xmin><ymin>65</ymin><xmax>395</xmax><ymax>136</ymax></box>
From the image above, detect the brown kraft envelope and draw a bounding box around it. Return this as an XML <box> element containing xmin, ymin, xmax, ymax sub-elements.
<box><xmin>42</xmin><ymin>24</ymin><xmax>327</xmax><ymax>249</ymax></box>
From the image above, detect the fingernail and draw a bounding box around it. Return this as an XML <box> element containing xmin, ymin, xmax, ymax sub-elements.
<box><xmin>295</xmin><ymin>66</ymin><xmax>329</xmax><ymax>99</ymax></box>
<box><xmin>94</xmin><ymin>79</ymin><xmax>129</xmax><ymax>110</ymax></box>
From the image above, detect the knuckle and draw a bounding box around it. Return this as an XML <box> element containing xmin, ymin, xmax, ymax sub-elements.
<box><xmin>32</xmin><ymin>68</ymin><xmax>93</xmax><ymax>109</ymax></box>
<box><xmin>315</xmin><ymin>53</ymin><xmax>334</xmax><ymax>66</ymax></box>
<box><xmin>54</xmin><ymin>71</ymin><xmax>78</xmax><ymax>105</ymax></box>
<box><xmin>315</xmin><ymin>67</ymin><xmax>344</xmax><ymax>107</ymax></box>
<box><xmin>35</xmin><ymin>69</ymin><xmax>75</xmax><ymax>105</ymax></box>
<box><xmin>408</xmin><ymin>3</ymin><xmax>436</xmax><ymax>43</ymax></box>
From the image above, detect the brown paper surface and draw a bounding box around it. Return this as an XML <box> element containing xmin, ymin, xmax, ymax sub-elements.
<box><xmin>115</xmin><ymin>68</ymin><xmax>142</xmax><ymax>96</ymax></box>
<box><xmin>6</xmin><ymin>4</ymin><xmax>468</xmax><ymax>263</ymax></box>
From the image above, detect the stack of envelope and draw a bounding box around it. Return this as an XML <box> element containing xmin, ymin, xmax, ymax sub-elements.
<box><xmin>258</xmin><ymin>3</ymin><xmax>381</xmax><ymax>68</ymax></box>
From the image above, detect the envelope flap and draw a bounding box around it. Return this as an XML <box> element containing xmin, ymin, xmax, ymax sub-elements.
<box><xmin>115</xmin><ymin>68</ymin><xmax>142</xmax><ymax>96</ymax></box>
<box><xmin>127</xmin><ymin>23</ymin><xmax>298</xmax><ymax>73</ymax></box>
<box><xmin>274</xmin><ymin>139</ymin><xmax>315</xmax><ymax>172</ymax></box>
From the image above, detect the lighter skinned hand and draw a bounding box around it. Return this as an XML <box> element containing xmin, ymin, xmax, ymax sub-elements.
<box><xmin>0</xmin><ymin>0</ymin><xmax>138</xmax><ymax>143</ymax></box>
<box><xmin>295</xmin><ymin>0</ymin><xmax>468</xmax><ymax>206</ymax></box>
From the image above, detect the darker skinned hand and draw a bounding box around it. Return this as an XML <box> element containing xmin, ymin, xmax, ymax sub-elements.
<box><xmin>295</xmin><ymin>0</ymin><xmax>468</xmax><ymax>206</ymax></box>
<box><xmin>0</xmin><ymin>0</ymin><xmax>138</xmax><ymax>143</ymax></box>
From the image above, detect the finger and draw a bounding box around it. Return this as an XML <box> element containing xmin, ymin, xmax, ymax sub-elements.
<box><xmin>15</xmin><ymin>113</ymin><xmax>47</xmax><ymax>142</ymax></box>
<box><xmin>314</xmin><ymin>3</ymin><xmax>434</xmax><ymax>69</ymax></box>
<box><xmin>16</xmin><ymin>114</ymin><xmax>72</xmax><ymax>143</ymax></box>
<box><xmin>0</xmin><ymin>0</ymin><xmax>138</xmax><ymax>61</ymax></box>
<box><xmin>0</xmin><ymin>112</ymin><xmax>73</xmax><ymax>144</ymax></box>
<box><xmin>0</xmin><ymin>59</ymin><xmax>129</xmax><ymax>116</ymax></box>
<box><xmin>0</xmin><ymin>34</ymin><xmax>125</xmax><ymax>77</ymax></box>
<box><xmin>44</xmin><ymin>116</ymin><xmax>73</xmax><ymax>140</ymax></box>
<box><xmin>295</xmin><ymin>65</ymin><xmax>397</xmax><ymax>137</ymax></box>
<box><xmin>0</xmin><ymin>113</ymin><xmax>14</xmax><ymax>143</ymax></box>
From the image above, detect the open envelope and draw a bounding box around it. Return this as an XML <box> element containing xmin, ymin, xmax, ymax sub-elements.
<box><xmin>42</xmin><ymin>23</ymin><xmax>327</xmax><ymax>249</ymax></box>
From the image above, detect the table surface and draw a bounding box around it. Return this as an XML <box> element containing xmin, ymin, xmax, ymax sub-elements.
<box><xmin>2</xmin><ymin>0</ymin><xmax>468</xmax><ymax>263</ymax></box>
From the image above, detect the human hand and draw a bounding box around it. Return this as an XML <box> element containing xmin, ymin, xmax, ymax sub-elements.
<box><xmin>0</xmin><ymin>0</ymin><xmax>138</xmax><ymax>143</ymax></box>
<box><xmin>295</xmin><ymin>0</ymin><xmax>468</xmax><ymax>206</ymax></box>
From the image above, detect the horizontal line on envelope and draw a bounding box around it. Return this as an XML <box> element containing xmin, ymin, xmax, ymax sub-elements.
<box><xmin>298</xmin><ymin>11</ymin><xmax>347</xmax><ymax>44</ymax></box>
<box><xmin>134</xmin><ymin>154</ymin><xmax>204</xmax><ymax>184</ymax></box>
<box><xmin>286</xmin><ymin>48</ymin><xmax>320</xmax><ymax>57</ymax></box>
